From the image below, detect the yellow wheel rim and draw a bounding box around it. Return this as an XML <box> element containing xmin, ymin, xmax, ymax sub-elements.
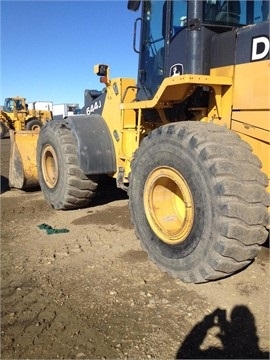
<box><xmin>144</xmin><ymin>166</ymin><xmax>194</xmax><ymax>245</ymax></box>
<box><xmin>41</xmin><ymin>145</ymin><xmax>59</xmax><ymax>188</ymax></box>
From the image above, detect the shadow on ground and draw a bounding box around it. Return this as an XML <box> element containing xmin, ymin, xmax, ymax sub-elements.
<box><xmin>91</xmin><ymin>175</ymin><xmax>128</xmax><ymax>206</ymax></box>
<box><xmin>176</xmin><ymin>305</ymin><xmax>269</xmax><ymax>359</ymax></box>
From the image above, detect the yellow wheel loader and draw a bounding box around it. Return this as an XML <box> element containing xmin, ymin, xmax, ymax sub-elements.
<box><xmin>0</xmin><ymin>96</ymin><xmax>52</xmax><ymax>139</ymax></box>
<box><xmin>9</xmin><ymin>0</ymin><xmax>270</xmax><ymax>283</ymax></box>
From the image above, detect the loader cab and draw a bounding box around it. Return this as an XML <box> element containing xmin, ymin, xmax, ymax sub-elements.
<box><xmin>3</xmin><ymin>98</ymin><xmax>15</xmax><ymax>112</ymax></box>
<box><xmin>128</xmin><ymin>0</ymin><xmax>269</xmax><ymax>100</ymax></box>
<box><xmin>14</xmin><ymin>99</ymin><xmax>25</xmax><ymax>111</ymax></box>
<box><xmin>3</xmin><ymin>97</ymin><xmax>26</xmax><ymax>112</ymax></box>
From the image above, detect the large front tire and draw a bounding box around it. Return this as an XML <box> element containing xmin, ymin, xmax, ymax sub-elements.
<box><xmin>128</xmin><ymin>122</ymin><xmax>269</xmax><ymax>283</ymax></box>
<box><xmin>37</xmin><ymin>121</ymin><xmax>98</xmax><ymax>209</ymax></box>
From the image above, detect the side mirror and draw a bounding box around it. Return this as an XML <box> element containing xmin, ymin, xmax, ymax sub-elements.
<box><xmin>94</xmin><ymin>64</ymin><xmax>108</xmax><ymax>77</ymax></box>
<box><xmin>94</xmin><ymin>64</ymin><xmax>110</xmax><ymax>86</ymax></box>
<box><xmin>127</xmin><ymin>1</ymin><xmax>141</xmax><ymax>11</ymax></box>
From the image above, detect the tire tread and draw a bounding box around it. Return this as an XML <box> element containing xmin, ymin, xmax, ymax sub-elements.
<box><xmin>37</xmin><ymin>122</ymin><xmax>98</xmax><ymax>210</ymax></box>
<box><xmin>129</xmin><ymin>122</ymin><xmax>269</xmax><ymax>283</ymax></box>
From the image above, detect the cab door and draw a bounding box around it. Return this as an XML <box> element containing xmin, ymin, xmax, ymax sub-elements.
<box><xmin>136</xmin><ymin>0</ymin><xmax>166</xmax><ymax>100</ymax></box>
<box><xmin>136</xmin><ymin>1</ymin><xmax>190</xmax><ymax>100</ymax></box>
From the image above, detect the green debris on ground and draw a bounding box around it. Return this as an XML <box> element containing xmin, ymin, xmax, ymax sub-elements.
<box><xmin>37</xmin><ymin>223</ymin><xmax>69</xmax><ymax>235</ymax></box>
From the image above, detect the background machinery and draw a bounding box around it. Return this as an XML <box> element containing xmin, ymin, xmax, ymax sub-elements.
<box><xmin>9</xmin><ymin>0</ymin><xmax>270</xmax><ymax>283</ymax></box>
<box><xmin>0</xmin><ymin>96</ymin><xmax>52</xmax><ymax>139</ymax></box>
<box><xmin>52</xmin><ymin>103</ymin><xmax>80</xmax><ymax>120</ymax></box>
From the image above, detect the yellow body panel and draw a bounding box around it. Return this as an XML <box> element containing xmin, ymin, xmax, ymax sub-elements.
<box><xmin>231</xmin><ymin>61</ymin><xmax>270</xmax><ymax>172</ymax></box>
<box><xmin>232</xmin><ymin>110</ymin><xmax>270</xmax><ymax>131</ymax></box>
<box><xmin>101</xmin><ymin>78</ymin><xmax>137</xmax><ymax>178</ymax></box>
<box><xmin>121</xmin><ymin>74</ymin><xmax>232</xmax><ymax>110</ymax></box>
<box><xmin>210</xmin><ymin>61</ymin><xmax>270</xmax><ymax>188</ymax></box>
<box><xmin>231</xmin><ymin>117</ymin><xmax>270</xmax><ymax>143</ymax></box>
<box><xmin>233</xmin><ymin>61</ymin><xmax>270</xmax><ymax>110</ymax></box>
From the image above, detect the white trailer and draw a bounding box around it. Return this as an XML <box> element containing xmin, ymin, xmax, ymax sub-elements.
<box><xmin>53</xmin><ymin>103</ymin><xmax>80</xmax><ymax>120</ymax></box>
<box><xmin>27</xmin><ymin>101</ymin><xmax>53</xmax><ymax>111</ymax></box>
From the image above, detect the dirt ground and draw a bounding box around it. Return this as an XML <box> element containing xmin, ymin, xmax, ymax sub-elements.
<box><xmin>1</xmin><ymin>137</ymin><xmax>269</xmax><ymax>359</ymax></box>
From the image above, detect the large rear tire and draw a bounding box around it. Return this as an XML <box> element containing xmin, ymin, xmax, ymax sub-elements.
<box><xmin>128</xmin><ymin>122</ymin><xmax>269</xmax><ymax>283</ymax></box>
<box><xmin>37</xmin><ymin>121</ymin><xmax>98</xmax><ymax>210</ymax></box>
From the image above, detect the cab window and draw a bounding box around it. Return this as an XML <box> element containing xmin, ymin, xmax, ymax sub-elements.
<box><xmin>170</xmin><ymin>0</ymin><xmax>188</xmax><ymax>38</ymax></box>
<box><xmin>203</xmin><ymin>1</ymin><xmax>269</xmax><ymax>26</ymax></box>
<box><xmin>15</xmin><ymin>100</ymin><xmax>24</xmax><ymax>111</ymax></box>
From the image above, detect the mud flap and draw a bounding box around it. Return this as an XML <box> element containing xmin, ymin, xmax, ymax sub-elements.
<box><xmin>9</xmin><ymin>130</ymin><xmax>40</xmax><ymax>189</ymax></box>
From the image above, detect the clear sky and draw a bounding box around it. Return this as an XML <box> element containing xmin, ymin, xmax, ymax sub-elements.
<box><xmin>1</xmin><ymin>0</ymin><xmax>139</xmax><ymax>107</ymax></box>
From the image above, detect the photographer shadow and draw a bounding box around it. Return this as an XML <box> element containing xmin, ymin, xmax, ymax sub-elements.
<box><xmin>176</xmin><ymin>306</ymin><xmax>269</xmax><ymax>359</ymax></box>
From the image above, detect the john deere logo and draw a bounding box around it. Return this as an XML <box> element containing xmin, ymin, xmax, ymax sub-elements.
<box><xmin>170</xmin><ymin>64</ymin><xmax>183</xmax><ymax>76</ymax></box>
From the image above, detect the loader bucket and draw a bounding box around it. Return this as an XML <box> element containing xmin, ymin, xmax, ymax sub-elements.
<box><xmin>9</xmin><ymin>130</ymin><xmax>40</xmax><ymax>189</ymax></box>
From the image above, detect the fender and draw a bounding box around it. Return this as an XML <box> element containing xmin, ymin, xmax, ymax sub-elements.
<box><xmin>65</xmin><ymin>114</ymin><xmax>116</xmax><ymax>175</ymax></box>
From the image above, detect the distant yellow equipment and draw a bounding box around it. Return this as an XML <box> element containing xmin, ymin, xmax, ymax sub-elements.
<box><xmin>0</xmin><ymin>96</ymin><xmax>52</xmax><ymax>139</ymax></box>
